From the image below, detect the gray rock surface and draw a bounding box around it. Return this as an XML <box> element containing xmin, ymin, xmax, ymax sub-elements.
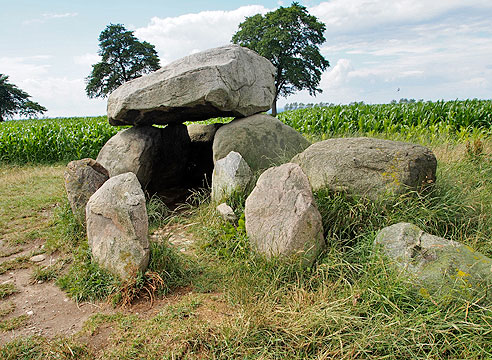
<box><xmin>107</xmin><ymin>45</ymin><xmax>276</xmax><ymax>126</ymax></box>
<box><xmin>213</xmin><ymin>114</ymin><xmax>310</xmax><ymax>173</ymax></box>
<box><xmin>375</xmin><ymin>223</ymin><xmax>492</xmax><ymax>303</ymax></box>
<box><xmin>64</xmin><ymin>158</ymin><xmax>109</xmax><ymax>215</ymax></box>
<box><xmin>292</xmin><ymin>137</ymin><xmax>436</xmax><ymax>199</ymax></box>
<box><xmin>211</xmin><ymin>151</ymin><xmax>253</xmax><ymax>202</ymax></box>
<box><xmin>245</xmin><ymin>163</ymin><xmax>324</xmax><ymax>265</ymax></box>
<box><xmin>216</xmin><ymin>203</ymin><xmax>237</xmax><ymax>223</ymax></box>
<box><xmin>96</xmin><ymin>126</ymin><xmax>162</xmax><ymax>189</ymax></box>
<box><xmin>86</xmin><ymin>172</ymin><xmax>149</xmax><ymax>280</ymax></box>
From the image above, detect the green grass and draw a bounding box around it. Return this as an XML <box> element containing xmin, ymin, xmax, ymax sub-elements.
<box><xmin>0</xmin><ymin>314</ymin><xmax>28</xmax><ymax>332</ymax></box>
<box><xmin>0</xmin><ymin>336</ymin><xmax>91</xmax><ymax>359</ymax></box>
<box><xmin>0</xmin><ymin>283</ymin><xmax>18</xmax><ymax>299</ymax></box>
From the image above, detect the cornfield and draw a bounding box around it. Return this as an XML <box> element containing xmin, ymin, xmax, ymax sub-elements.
<box><xmin>278</xmin><ymin>99</ymin><xmax>492</xmax><ymax>136</ymax></box>
<box><xmin>0</xmin><ymin>116</ymin><xmax>118</xmax><ymax>164</ymax></box>
<box><xmin>1</xmin><ymin>99</ymin><xmax>491</xmax><ymax>164</ymax></box>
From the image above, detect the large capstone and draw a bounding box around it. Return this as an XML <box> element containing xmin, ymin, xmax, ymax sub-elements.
<box><xmin>375</xmin><ymin>223</ymin><xmax>492</xmax><ymax>303</ymax></box>
<box><xmin>107</xmin><ymin>45</ymin><xmax>276</xmax><ymax>126</ymax></box>
<box><xmin>64</xmin><ymin>158</ymin><xmax>109</xmax><ymax>216</ymax></box>
<box><xmin>245</xmin><ymin>163</ymin><xmax>324</xmax><ymax>265</ymax></box>
<box><xmin>86</xmin><ymin>172</ymin><xmax>149</xmax><ymax>280</ymax></box>
<box><xmin>213</xmin><ymin>114</ymin><xmax>310</xmax><ymax>173</ymax></box>
<box><xmin>292</xmin><ymin>137</ymin><xmax>436</xmax><ymax>199</ymax></box>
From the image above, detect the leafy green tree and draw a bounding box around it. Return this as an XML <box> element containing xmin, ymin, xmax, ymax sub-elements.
<box><xmin>232</xmin><ymin>2</ymin><xmax>329</xmax><ymax>116</ymax></box>
<box><xmin>86</xmin><ymin>23</ymin><xmax>160</xmax><ymax>98</ymax></box>
<box><xmin>0</xmin><ymin>74</ymin><xmax>47</xmax><ymax>121</ymax></box>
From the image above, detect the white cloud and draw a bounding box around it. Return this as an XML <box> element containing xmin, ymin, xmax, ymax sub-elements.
<box><xmin>322</xmin><ymin>59</ymin><xmax>353</xmax><ymax>87</ymax></box>
<box><xmin>21</xmin><ymin>77</ymin><xmax>106</xmax><ymax>117</ymax></box>
<box><xmin>73</xmin><ymin>53</ymin><xmax>100</xmax><ymax>66</ymax></box>
<box><xmin>135</xmin><ymin>5</ymin><xmax>270</xmax><ymax>64</ymax></box>
<box><xmin>310</xmin><ymin>0</ymin><xmax>492</xmax><ymax>34</ymax></box>
<box><xmin>0</xmin><ymin>56</ymin><xmax>51</xmax><ymax>80</ymax></box>
<box><xmin>42</xmin><ymin>12</ymin><xmax>78</xmax><ymax>19</ymax></box>
<box><xmin>23</xmin><ymin>12</ymin><xmax>78</xmax><ymax>25</ymax></box>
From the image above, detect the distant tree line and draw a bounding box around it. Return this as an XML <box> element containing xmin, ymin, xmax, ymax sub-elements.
<box><xmin>284</xmin><ymin>99</ymin><xmax>433</xmax><ymax>111</ymax></box>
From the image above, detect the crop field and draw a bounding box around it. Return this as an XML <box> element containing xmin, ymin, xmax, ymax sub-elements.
<box><xmin>0</xmin><ymin>100</ymin><xmax>491</xmax><ymax>165</ymax></box>
<box><xmin>0</xmin><ymin>116</ymin><xmax>118</xmax><ymax>164</ymax></box>
<box><xmin>279</xmin><ymin>99</ymin><xmax>492</xmax><ymax>140</ymax></box>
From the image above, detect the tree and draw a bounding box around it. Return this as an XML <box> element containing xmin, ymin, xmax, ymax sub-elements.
<box><xmin>0</xmin><ymin>74</ymin><xmax>47</xmax><ymax>122</ymax></box>
<box><xmin>86</xmin><ymin>23</ymin><xmax>160</xmax><ymax>98</ymax></box>
<box><xmin>232</xmin><ymin>2</ymin><xmax>329</xmax><ymax>116</ymax></box>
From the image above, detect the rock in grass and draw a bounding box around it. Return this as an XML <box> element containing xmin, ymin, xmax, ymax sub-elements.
<box><xmin>292</xmin><ymin>137</ymin><xmax>437</xmax><ymax>199</ymax></box>
<box><xmin>245</xmin><ymin>163</ymin><xmax>324</xmax><ymax>265</ymax></box>
<box><xmin>107</xmin><ymin>45</ymin><xmax>276</xmax><ymax>126</ymax></box>
<box><xmin>216</xmin><ymin>203</ymin><xmax>237</xmax><ymax>223</ymax></box>
<box><xmin>213</xmin><ymin>114</ymin><xmax>310</xmax><ymax>173</ymax></box>
<box><xmin>86</xmin><ymin>172</ymin><xmax>149</xmax><ymax>280</ymax></box>
<box><xmin>64</xmin><ymin>158</ymin><xmax>109</xmax><ymax>216</ymax></box>
<box><xmin>211</xmin><ymin>151</ymin><xmax>253</xmax><ymax>203</ymax></box>
<box><xmin>375</xmin><ymin>223</ymin><xmax>492</xmax><ymax>303</ymax></box>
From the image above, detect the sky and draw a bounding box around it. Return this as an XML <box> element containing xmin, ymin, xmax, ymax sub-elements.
<box><xmin>1</xmin><ymin>0</ymin><xmax>491</xmax><ymax>118</ymax></box>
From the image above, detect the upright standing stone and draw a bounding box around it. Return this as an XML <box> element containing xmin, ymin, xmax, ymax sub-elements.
<box><xmin>107</xmin><ymin>45</ymin><xmax>276</xmax><ymax>126</ymax></box>
<box><xmin>64</xmin><ymin>158</ymin><xmax>109</xmax><ymax>216</ymax></box>
<box><xmin>245</xmin><ymin>163</ymin><xmax>324</xmax><ymax>265</ymax></box>
<box><xmin>211</xmin><ymin>151</ymin><xmax>253</xmax><ymax>202</ymax></box>
<box><xmin>213</xmin><ymin>114</ymin><xmax>310</xmax><ymax>173</ymax></box>
<box><xmin>86</xmin><ymin>172</ymin><xmax>149</xmax><ymax>280</ymax></box>
<box><xmin>96</xmin><ymin>126</ymin><xmax>162</xmax><ymax>189</ymax></box>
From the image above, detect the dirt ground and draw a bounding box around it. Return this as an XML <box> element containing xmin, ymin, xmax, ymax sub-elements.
<box><xmin>0</xmin><ymin>217</ymin><xmax>199</xmax><ymax>347</ymax></box>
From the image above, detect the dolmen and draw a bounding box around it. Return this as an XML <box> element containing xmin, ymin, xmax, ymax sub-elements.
<box><xmin>63</xmin><ymin>44</ymin><xmax>440</xmax><ymax>282</ymax></box>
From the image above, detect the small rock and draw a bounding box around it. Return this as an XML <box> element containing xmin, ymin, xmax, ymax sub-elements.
<box><xmin>211</xmin><ymin>151</ymin><xmax>253</xmax><ymax>202</ymax></box>
<box><xmin>29</xmin><ymin>254</ymin><xmax>46</xmax><ymax>263</ymax></box>
<box><xmin>27</xmin><ymin>310</ymin><xmax>34</xmax><ymax>316</ymax></box>
<box><xmin>216</xmin><ymin>203</ymin><xmax>237</xmax><ymax>222</ymax></box>
<box><xmin>37</xmin><ymin>280</ymin><xmax>44</xmax><ymax>284</ymax></box>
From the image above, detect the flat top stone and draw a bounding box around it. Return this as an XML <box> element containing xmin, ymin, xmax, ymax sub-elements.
<box><xmin>107</xmin><ymin>45</ymin><xmax>276</xmax><ymax>126</ymax></box>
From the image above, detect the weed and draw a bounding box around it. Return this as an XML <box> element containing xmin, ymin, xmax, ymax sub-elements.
<box><xmin>0</xmin><ymin>314</ymin><xmax>28</xmax><ymax>332</ymax></box>
<box><xmin>57</xmin><ymin>245</ymin><xmax>120</xmax><ymax>302</ymax></box>
<box><xmin>0</xmin><ymin>301</ymin><xmax>15</xmax><ymax>317</ymax></box>
<box><xmin>0</xmin><ymin>283</ymin><xmax>18</xmax><ymax>300</ymax></box>
<box><xmin>0</xmin><ymin>336</ymin><xmax>91</xmax><ymax>359</ymax></box>
<box><xmin>30</xmin><ymin>263</ymin><xmax>63</xmax><ymax>283</ymax></box>
<box><xmin>0</xmin><ymin>255</ymin><xmax>30</xmax><ymax>275</ymax></box>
